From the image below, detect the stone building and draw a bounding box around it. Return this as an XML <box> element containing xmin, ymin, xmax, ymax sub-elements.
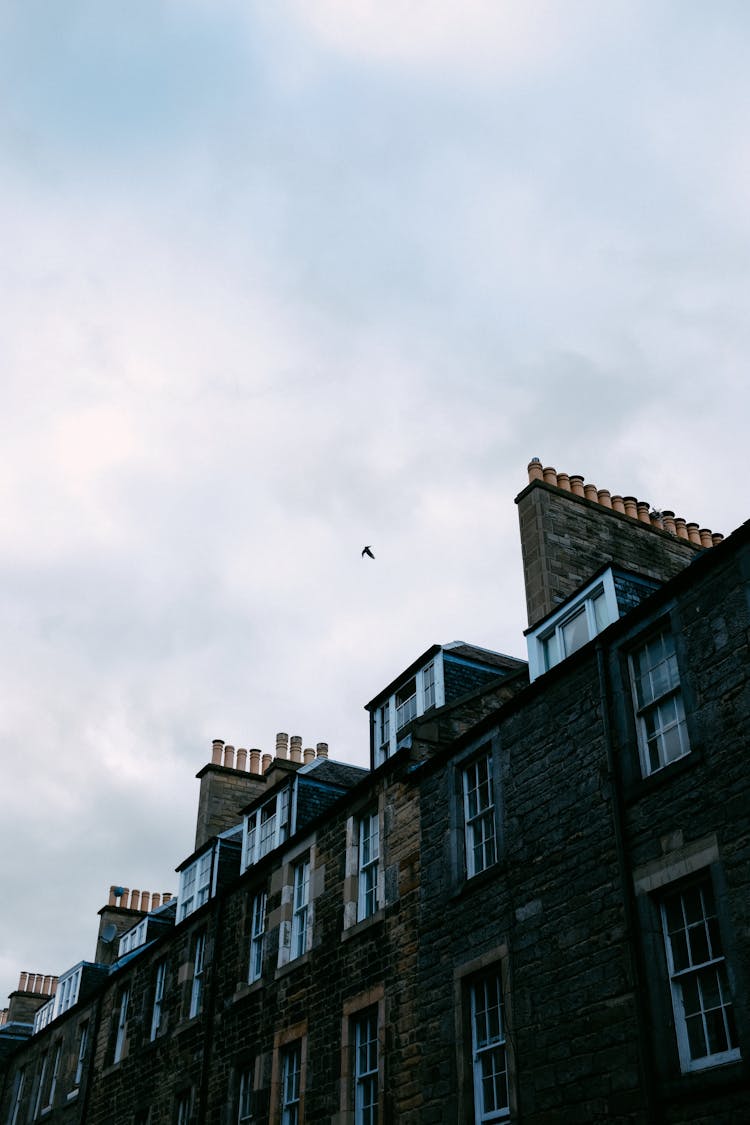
<box><xmin>1</xmin><ymin>461</ymin><xmax>748</xmax><ymax>1125</ymax></box>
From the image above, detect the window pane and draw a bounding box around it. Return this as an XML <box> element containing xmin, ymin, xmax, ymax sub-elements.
<box><xmin>464</xmin><ymin>754</ymin><xmax>497</xmax><ymax>878</ymax></box>
<box><xmin>561</xmin><ymin>607</ymin><xmax>588</xmax><ymax>656</ymax></box>
<box><xmin>592</xmin><ymin>590</ymin><xmax>609</xmax><ymax>633</ymax></box>
<box><xmin>662</xmin><ymin>880</ymin><xmax>739</xmax><ymax>1070</ymax></box>
<box><xmin>471</xmin><ymin>971</ymin><xmax>508</xmax><ymax>1121</ymax></box>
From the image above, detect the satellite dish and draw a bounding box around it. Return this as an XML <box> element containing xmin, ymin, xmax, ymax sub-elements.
<box><xmin>101</xmin><ymin>923</ymin><xmax>117</xmax><ymax>944</ymax></box>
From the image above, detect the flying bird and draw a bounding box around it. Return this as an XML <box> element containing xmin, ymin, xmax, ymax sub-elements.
<box><xmin>361</xmin><ymin>545</ymin><xmax>375</xmax><ymax>559</ymax></box>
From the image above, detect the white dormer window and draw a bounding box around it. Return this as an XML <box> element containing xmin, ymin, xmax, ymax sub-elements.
<box><xmin>243</xmin><ymin>786</ymin><xmax>291</xmax><ymax>871</ymax></box>
<box><xmin>395</xmin><ymin>678</ymin><xmax>417</xmax><ymax>730</ymax></box>
<box><xmin>179</xmin><ymin>851</ymin><xmax>214</xmax><ymax>921</ymax></box>
<box><xmin>377</xmin><ymin>703</ymin><xmax>390</xmax><ymax>760</ymax></box>
<box><xmin>118</xmin><ymin>919</ymin><xmax>148</xmax><ymax>958</ymax></box>
<box><xmin>423</xmin><ymin>660</ymin><xmax>436</xmax><ymax>710</ymax></box>
<box><xmin>32</xmin><ymin>996</ymin><xmax>56</xmax><ymax>1034</ymax></box>
<box><xmin>375</xmin><ymin>655</ymin><xmax>445</xmax><ymax>765</ymax></box>
<box><xmin>527</xmin><ymin>570</ymin><xmax>618</xmax><ymax>681</ymax></box>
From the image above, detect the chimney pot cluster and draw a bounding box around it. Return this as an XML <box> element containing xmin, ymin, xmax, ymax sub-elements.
<box><xmin>206</xmin><ymin>733</ymin><xmax>332</xmax><ymax>774</ymax></box>
<box><xmin>527</xmin><ymin>461</ymin><xmax>722</xmax><ymax>547</ymax></box>
<box><xmin>107</xmin><ymin>886</ymin><xmax>172</xmax><ymax>912</ymax></box>
<box><xmin>17</xmin><ymin>972</ymin><xmax>58</xmax><ymax>996</ymax></box>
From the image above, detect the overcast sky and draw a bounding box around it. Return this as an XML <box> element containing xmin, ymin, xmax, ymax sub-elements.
<box><xmin>2</xmin><ymin>0</ymin><xmax>750</xmax><ymax>1005</ymax></box>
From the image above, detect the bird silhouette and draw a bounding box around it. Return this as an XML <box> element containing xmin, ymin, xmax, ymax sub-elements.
<box><xmin>361</xmin><ymin>545</ymin><xmax>375</xmax><ymax>559</ymax></box>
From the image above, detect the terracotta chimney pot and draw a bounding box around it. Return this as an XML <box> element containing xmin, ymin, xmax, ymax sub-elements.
<box><xmin>262</xmin><ymin>753</ymin><xmax>272</xmax><ymax>772</ymax></box>
<box><xmin>699</xmin><ymin>528</ymin><xmax>713</xmax><ymax>548</ymax></box>
<box><xmin>623</xmin><ymin>496</ymin><xmax>638</xmax><ymax>519</ymax></box>
<box><xmin>303</xmin><ymin>747</ymin><xmax>315</xmax><ymax>764</ymax></box>
<box><xmin>597</xmin><ymin>489</ymin><xmax>612</xmax><ymax>508</ymax></box>
<box><xmin>674</xmin><ymin>517</ymin><xmax>688</xmax><ymax>539</ymax></box>
<box><xmin>152</xmin><ymin>893</ymin><xmax>161</xmax><ymax>908</ymax></box>
<box><xmin>212</xmin><ymin>739</ymin><xmax>224</xmax><ymax>765</ymax></box>
<box><xmin>712</xmin><ymin>532</ymin><xmax>724</xmax><ymax>546</ymax></box>
<box><xmin>108</xmin><ymin>886</ymin><xmax>118</xmax><ymax>907</ymax></box>
<box><xmin>527</xmin><ymin>458</ymin><xmax>544</xmax><ymax>482</ymax></box>
<box><xmin>650</xmin><ymin>511</ymin><xmax>664</xmax><ymax>530</ymax></box>
<box><xmin>611</xmin><ymin>495</ymin><xmax>625</xmax><ymax>514</ymax></box>
<box><xmin>290</xmin><ymin>735</ymin><xmax>303</xmax><ymax>763</ymax></box>
<box><xmin>223</xmin><ymin>744</ymin><xmax>235</xmax><ymax>768</ymax></box>
<box><xmin>662</xmin><ymin>510</ymin><xmax>677</xmax><ymax>535</ymax></box>
<box><xmin>236</xmin><ymin>747</ymin><xmax>248</xmax><ymax>771</ymax></box>
<box><xmin>557</xmin><ymin>472</ymin><xmax>571</xmax><ymax>491</ymax></box>
<box><xmin>636</xmin><ymin>501</ymin><xmax>651</xmax><ymax>524</ymax></box>
<box><xmin>542</xmin><ymin>466</ymin><xmax>558</xmax><ymax>486</ymax></box>
<box><xmin>130</xmin><ymin>890</ymin><xmax>141</xmax><ymax>911</ymax></box>
<box><xmin>569</xmin><ymin>474</ymin><xmax>585</xmax><ymax>497</ymax></box>
<box><xmin>316</xmin><ymin>742</ymin><xmax>329</xmax><ymax>759</ymax></box>
<box><xmin>275</xmin><ymin>733</ymin><xmax>289</xmax><ymax>760</ymax></box>
<box><xmin>686</xmin><ymin>522</ymin><xmax>701</xmax><ymax>545</ymax></box>
<box><xmin>583</xmin><ymin>483</ymin><xmax>598</xmax><ymax>502</ymax></box>
<box><xmin>249</xmin><ymin>749</ymin><xmax>261</xmax><ymax>775</ymax></box>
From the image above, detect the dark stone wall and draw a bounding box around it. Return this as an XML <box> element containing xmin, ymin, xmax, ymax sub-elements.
<box><xmin>613</xmin><ymin>569</ymin><xmax>661</xmax><ymax>617</ymax></box>
<box><xmin>443</xmin><ymin>656</ymin><xmax>505</xmax><ymax>704</ymax></box>
<box><xmin>194</xmin><ymin>765</ymin><xmax>267</xmax><ymax>850</ymax></box>
<box><xmin>416</xmin><ymin>650</ymin><xmax>645</xmax><ymax>1125</ymax></box>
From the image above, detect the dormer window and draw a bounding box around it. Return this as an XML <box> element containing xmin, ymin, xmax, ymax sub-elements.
<box><xmin>56</xmin><ymin>966</ymin><xmax>82</xmax><ymax>1016</ymax></box>
<box><xmin>118</xmin><ymin>919</ymin><xmax>148</xmax><ymax>957</ymax></box>
<box><xmin>243</xmin><ymin>786</ymin><xmax>291</xmax><ymax>870</ymax></box>
<box><xmin>395</xmin><ymin>678</ymin><xmax>417</xmax><ymax>730</ymax></box>
<box><xmin>377</xmin><ymin>704</ymin><xmax>390</xmax><ymax>759</ymax></box>
<box><xmin>423</xmin><ymin>661</ymin><xmax>436</xmax><ymax>709</ymax></box>
<box><xmin>527</xmin><ymin>570</ymin><xmax>618</xmax><ymax>681</ymax></box>
<box><xmin>178</xmin><ymin>851</ymin><xmax>214</xmax><ymax>921</ymax></box>
<box><xmin>373</xmin><ymin>654</ymin><xmax>446</xmax><ymax>764</ymax></box>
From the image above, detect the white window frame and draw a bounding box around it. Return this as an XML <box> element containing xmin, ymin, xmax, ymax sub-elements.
<box><xmin>190</xmin><ymin>933</ymin><xmax>206</xmax><ymax>1018</ymax></box>
<box><xmin>422</xmin><ymin>660</ymin><xmax>436</xmax><ymax>710</ymax></box>
<box><xmin>357</xmin><ymin>812</ymin><xmax>380</xmax><ymax>922</ymax></box>
<box><xmin>74</xmin><ymin>1020</ymin><xmax>89</xmax><ymax>1087</ymax></box>
<box><xmin>660</xmin><ymin>878</ymin><xmax>740</xmax><ymax>1072</ymax></box>
<box><xmin>118</xmin><ymin>918</ymin><xmax>148</xmax><ymax>957</ymax></box>
<box><xmin>248</xmin><ymin>890</ymin><xmax>267</xmax><ymax>983</ymax></box>
<box><xmin>630</xmin><ymin>628</ymin><xmax>690</xmax><ymax>776</ymax></box>
<box><xmin>113</xmin><ymin>987</ymin><xmax>129</xmax><ymax>1063</ymax></box>
<box><xmin>354</xmin><ymin>1008</ymin><xmax>379</xmax><ymax>1125</ymax></box>
<box><xmin>45</xmin><ymin>1043</ymin><xmax>61</xmax><ymax>1110</ymax></box>
<box><xmin>470</xmin><ymin>971</ymin><xmax>509</xmax><ymax>1123</ymax></box>
<box><xmin>32</xmin><ymin>1051</ymin><xmax>48</xmax><ymax>1120</ymax></box>
<box><xmin>527</xmin><ymin>569</ymin><xmax>618</xmax><ymax>680</ymax></box>
<box><xmin>179</xmin><ymin>851</ymin><xmax>214</xmax><ymax>921</ymax></box>
<box><xmin>375</xmin><ymin>655</ymin><xmax>446</xmax><ymax>764</ymax></box>
<box><xmin>463</xmin><ymin>751</ymin><xmax>497</xmax><ymax>879</ymax></box>
<box><xmin>32</xmin><ymin>998</ymin><xmax>55</xmax><ymax>1035</ymax></box>
<box><xmin>238</xmin><ymin>1064</ymin><xmax>255</xmax><ymax>1124</ymax></box>
<box><xmin>9</xmin><ymin>1066</ymin><xmax>25</xmax><ymax>1125</ymax></box>
<box><xmin>150</xmin><ymin>960</ymin><xmax>167</xmax><ymax>1041</ymax></box>
<box><xmin>281</xmin><ymin>1042</ymin><xmax>302</xmax><ymax>1125</ymax></box>
<box><xmin>395</xmin><ymin>677</ymin><xmax>418</xmax><ymax>731</ymax></box>
<box><xmin>55</xmin><ymin>966</ymin><xmax>82</xmax><ymax>1018</ymax></box>
<box><xmin>243</xmin><ymin>787</ymin><xmax>291</xmax><ymax>871</ymax></box>
<box><xmin>376</xmin><ymin>702</ymin><xmax>391</xmax><ymax>765</ymax></box>
<box><xmin>291</xmin><ymin>860</ymin><xmax>311</xmax><ymax>961</ymax></box>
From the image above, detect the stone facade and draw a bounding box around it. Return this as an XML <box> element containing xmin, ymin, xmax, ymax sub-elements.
<box><xmin>1</xmin><ymin>468</ymin><xmax>748</xmax><ymax>1125</ymax></box>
